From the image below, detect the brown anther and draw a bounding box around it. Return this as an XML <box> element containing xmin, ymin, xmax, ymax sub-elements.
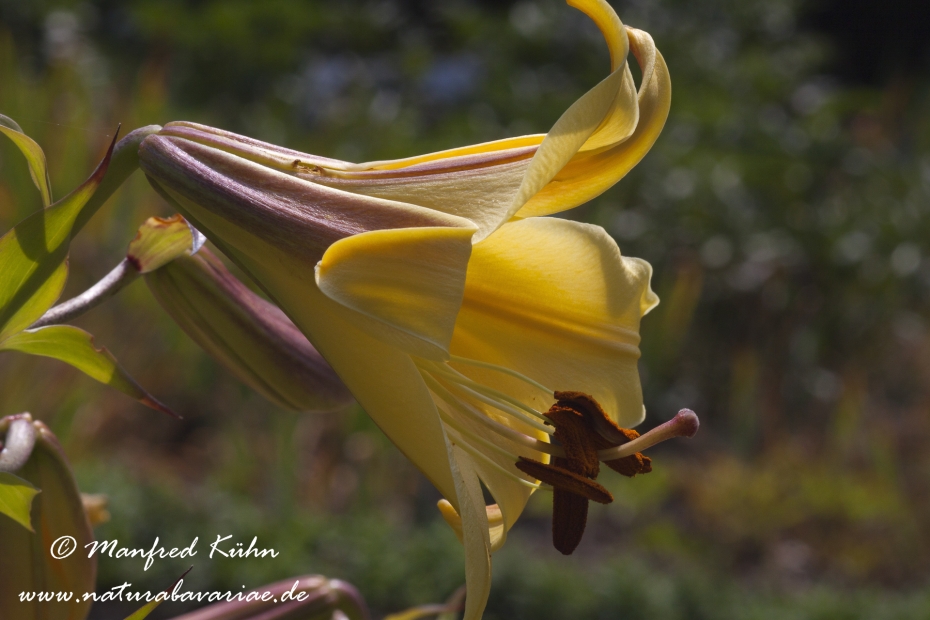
<box><xmin>604</xmin><ymin>452</ymin><xmax>652</xmax><ymax>477</ymax></box>
<box><xmin>544</xmin><ymin>406</ymin><xmax>602</xmax><ymax>478</ymax></box>
<box><xmin>554</xmin><ymin>390</ymin><xmax>652</xmax><ymax>478</ymax></box>
<box><xmin>515</xmin><ymin>458</ymin><xmax>612</xmax><ymax>504</ymax></box>
<box><xmin>517</xmin><ymin>391</ymin><xmax>653</xmax><ymax>555</ymax></box>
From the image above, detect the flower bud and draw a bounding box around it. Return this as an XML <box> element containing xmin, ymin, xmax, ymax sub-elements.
<box><xmin>145</xmin><ymin>246</ymin><xmax>353</xmax><ymax>412</ymax></box>
<box><xmin>0</xmin><ymin>413</ymin><xmax>96</xmax><ymax>620</ymax></box>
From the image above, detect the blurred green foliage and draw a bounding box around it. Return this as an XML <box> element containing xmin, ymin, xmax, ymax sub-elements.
<box><xmin>2</xmin><ymin>0</ymin><xmax>930</xmax><ymax>618</ymax></box>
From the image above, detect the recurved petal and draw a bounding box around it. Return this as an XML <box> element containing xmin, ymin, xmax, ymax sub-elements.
<box><xmin>517</xmin><ymin>26</ymin><xmax>671</xmax><ymax>217</ymax></box>
<box><xmin>149</xmin><ymin>1</ymin><xmax>643</xmax><ymax>243</ymax></box>
<box><xmin>145</xmin><ymin>247</ymin><xmax>353</xmax><ymax>412</ymax></box>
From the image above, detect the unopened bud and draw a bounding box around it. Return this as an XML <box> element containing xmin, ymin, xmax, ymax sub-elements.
<box><xmin>145</xmin><ymin>247</ymin><xmax>353</xmax><ymax>412</ymax></box>
<box><xmin>0</xmin><ymin>414</ymin><xmax>96</xmax><ymax>620</ymax></box>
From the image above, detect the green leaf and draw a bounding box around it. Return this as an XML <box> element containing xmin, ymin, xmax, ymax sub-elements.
<box><xmin>0</xmin><ymin>134</ymin><xmax>117</xmax><ymax>341</ymax></box>
<box><xmin>0</xmin><ymin>325</ymin><xmax>178</xmax><ymax>417</ymax></box>
<box><xmin>0</xmin><ymin>260</ymin><xmax>69</xmax><ymax>343</ymax></box>
<box><xmin>0</xmin><ymin>116</ymin><xmax>52</xmax><ymax>207</ymax></box>
<box><xmin>0</xmin><ymin>471</ymin><xmax>39</xmax><ymax>532</ymax></box>
<box><xmin>123</xmin><ymin>598</ymin><xmax>163</xmax><ymax>620</ymax></box>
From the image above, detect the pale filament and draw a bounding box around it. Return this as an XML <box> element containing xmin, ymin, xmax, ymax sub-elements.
<box><xmin>448</xmin><ymin>355</ymin><xmax>552</xmax><ymax>393</ymax></box>
<box><xmin>423</xmin><ymin>360</ymin><xmax>552</xmax><ymax>425</ymax></box>
<box><xmin>420</xmin><ymin>371</ymin><xmax>561</xmax><ymax>456</ymax></box>
<box><xmin>436</xmin><ymin>400</ymin><xmax>524</xmax><ymax>463</ymax></box>
<box><xmin>447</xmin><ymin>429</ymin><xmax>542</xmax><ymax>490</ymax></box>
<box><xmin>420</xmin><ymin>368</ymin><xmax>563</xmax><ymax>490</ymax></box>
<box><xmin>434</xmin><ymin>389</ymin><xmax>555</xmax><ymax>492</ymax></box>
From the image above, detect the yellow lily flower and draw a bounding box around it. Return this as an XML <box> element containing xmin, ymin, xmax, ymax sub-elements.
<box><xmin>138</xmin><ymin>0</ymin><xmax>671</xmax><ymax>617</ymax></box>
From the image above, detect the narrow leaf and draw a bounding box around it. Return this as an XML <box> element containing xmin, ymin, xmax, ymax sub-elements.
<box><xmin>0</xmin><ymin>471</ymin><xmax>39</xmax><ymax>532</ymax></box>
<box><xmin>123</xmin><ymin>598</ymin><xmax>162</xmax><ymax>620</ymax></box>
<box><xmin>0</xmin><ymin>325</ymin><xmax>178</xmax><ymax>417</ymax></box>
<box><xmin>123</xmin><ymin>567</ymin><xmax>192</xmax><ymax>620</ymax></box>
<box><xmin>0</xmin><ymin>134</ymin><xmax>117</xmax><ymax>339</ymax></box>
<box><xmin>0</xmin><ymin>117</ymin><xmax>52</xmax><ymax>207</ymax></box>
<box><xmin>0</xmin><ymin>260</ymin><xmax>68</xmax><ymax>342</ymax></box>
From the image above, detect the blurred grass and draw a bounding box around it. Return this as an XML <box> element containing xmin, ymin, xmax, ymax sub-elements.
<box><xmin>2</xmin><ymin>0</ymin><xmax>930</xmax><ymax>618</ymax></box>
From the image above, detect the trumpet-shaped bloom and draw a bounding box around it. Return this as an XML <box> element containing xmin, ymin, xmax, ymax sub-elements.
<box><xmin>138</xmin><ymin>1</ymin><xmax>670</xmax><ymax>617</ymax></box>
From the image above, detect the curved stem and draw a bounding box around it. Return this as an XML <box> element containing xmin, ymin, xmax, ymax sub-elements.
<box><xmin>0</xmin><ymin>416</ymin><xmax>36</xmax><ymax>473</ymax></box>
<box><xmin>30</xmin><ymin>259</ymin><xmax>139</xmax><ymax>329</ymax></box>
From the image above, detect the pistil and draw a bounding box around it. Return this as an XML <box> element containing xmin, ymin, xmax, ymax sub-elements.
<box><xmin>515</xmin><ymin>392</ymin><xmax>699</xmax><ymax>555</ymax></box>
<box><xmin>597</xmin><ymin>408</ymin><xmax>699</xmax><ymax>460</ymax></box>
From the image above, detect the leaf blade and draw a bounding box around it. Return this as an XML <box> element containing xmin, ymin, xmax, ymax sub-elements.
<box><xmin>0</xmin><ymin>134</ymin><xmax>117</xmax><ymax>339</ymax></box>
<box><xmin>0</xmin><ymin>118</ymin><xmax>52</xmax><ymax>207</ymax></box>
<box><xmin>0</xmin><ymin>471</ymin><xmax>39</xmax><ymax>532</ymax></box>
<box><xmin>0</xmin><ymin>325</ymin><xmax>178</xmax><ymax>417</ymax></box>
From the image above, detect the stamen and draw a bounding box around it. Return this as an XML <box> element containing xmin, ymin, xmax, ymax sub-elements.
<box><xmin>422</xmin><ymin>364</ymin><xmax>554</xmax><ymax>437</ymax></box>
<box><xmin>420</xmin><ymin>371</ymin><xmax>562</xmax><ymax>455</ymax></box>
<box><xmin>425</xmin><ymin>361</ymin><xmax>551</xmax><ymax>424</ymax></box>
<box><xmin>449</xmin><ymin>433</ymin><xmax>541</xmax><ymax>490</ymax></box>
<box><xmin>448</xmin><ymin>355</ymin><xmax>552</xmax><ymax>394</ymax></box>
<box><xmin>596</xmin><ymin>409</ymin><xmax>699</xmax><ymax>461</ymax></box>
<box><xmin>446</xmin><ymin>380</ymin><xmax>554</xmax><ymax>435</ymax></box>
<box><xmin>436</xmin><ymin>405</ymin><xmax>522</xmax><ymax>463</ymax></box>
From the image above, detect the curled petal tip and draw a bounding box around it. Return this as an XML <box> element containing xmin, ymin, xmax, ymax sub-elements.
<box><xmin>674</xmin><ymin>408</ymin><xmax>699</xmax><ymax>438</ymax></box>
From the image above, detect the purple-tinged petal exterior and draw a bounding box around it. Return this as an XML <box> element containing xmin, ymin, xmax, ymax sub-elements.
<box><xmin>146</xmin><ymin>247</ymin><xmax>353</xmax><ymax>413</ymax></box>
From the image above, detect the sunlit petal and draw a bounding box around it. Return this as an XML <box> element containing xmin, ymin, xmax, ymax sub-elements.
<box><xmin>317</xmin><ymin>224</ymin><xmax>476</xmax><ymax>359</ymax></box>
<box><xmin>518</xmin><ymin>26</ymin><xmax>671</xmax><ymax>217</ymax></box>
